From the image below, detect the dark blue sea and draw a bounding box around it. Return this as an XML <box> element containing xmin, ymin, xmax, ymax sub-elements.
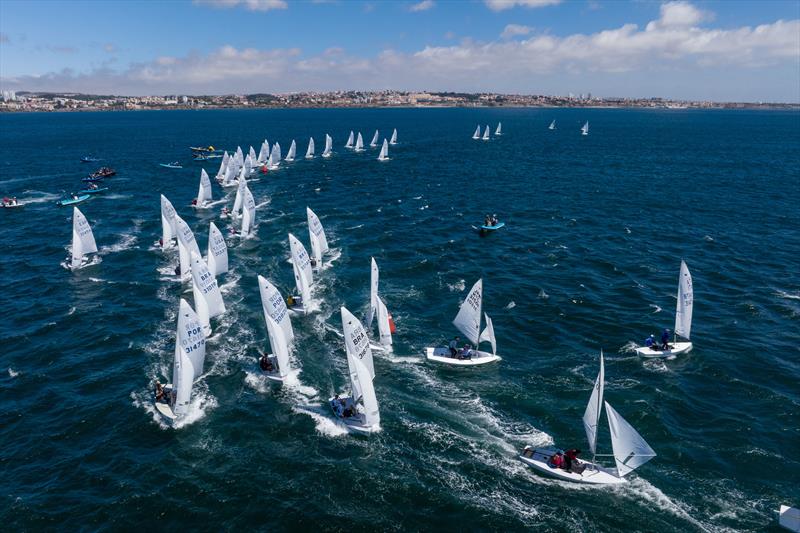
<box><xmin>1</xmin><ymin>108</ymin><xmax>799</xmax><ymax>531</ymax></box>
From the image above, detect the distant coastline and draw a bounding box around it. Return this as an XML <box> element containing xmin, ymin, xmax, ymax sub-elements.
<box><xmin>1</xmin><ymin>90</ymin><xmax>797</xmax><ymax>112</ymax></box>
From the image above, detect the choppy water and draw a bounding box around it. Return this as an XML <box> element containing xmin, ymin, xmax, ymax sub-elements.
<box><xmin>1</xmin><ymin>108</ymin><xmax>799</xmax><ymax>531</ymax></box>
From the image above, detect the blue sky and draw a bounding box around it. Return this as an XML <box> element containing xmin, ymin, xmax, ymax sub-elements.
<box><xmin>1</xmin><ymin>0</ymin><xmax>798</xmax><ymax>101</ymax></box>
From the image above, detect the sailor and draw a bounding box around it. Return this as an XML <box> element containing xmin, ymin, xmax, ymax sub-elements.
<box><xmin>661</xmin><ymin>328</ymin><xmax>670</xmax><ymax>350</ymax></box>
<box><xmin>548</xmin><ymin>451</ymin><xmax>565</xmax><ymax>469</ymax></box>
<box><xmin>459</xmin><ymin>344</ymin><xmax>473</xmax><ymax>360</ymax></box>
<box><xmin>491</xmin><ymin>214</ymin><xmax>498</xmax><ymax>225</ymax></box>
<box><xmin>563</xmin><ymin>448</ymin><xmax>581</xmax><ymax>472</ymax></box>
<box><xmin>310</xmin><ymin>257</ymin><xmax>318</xmax><ymax>268</ymax></box>
<box><xmin>645</xmin><ymin>334</ymin><xmax>657</xmax><ymax>350</ymax></box>
<box><xmin>332</xmin><ymin>395</ymin><xmax>345</xmax><ymax>418</ymax></box>
<box><xmin>259</xmin><ymin>354</ymin><xmax>273</xmax><ymax>372</ymax></box>
<box><xmin>448</xmin><ymin>336</ymin><xmax>460</xmax><ymax>357</ymax></box>
<box><xmin>191</xmin><ymin>199</ymin><xmax>197</xmax><ymax>206</ymax></box>
<box><xmin>484</xmin><ymin>215</ymin><xmax>491</xmax><ymax>227</ymax></box>
<box><xmin>155</xmin><ymin>380</ymin><xmax>166</xmax><ymax>402</ymax></box>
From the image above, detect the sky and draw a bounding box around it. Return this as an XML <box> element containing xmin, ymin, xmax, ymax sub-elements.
<box><xmin>0</xmin><ymin>0</ymin><xmax>798</xmax><ymax>102</ymax></box>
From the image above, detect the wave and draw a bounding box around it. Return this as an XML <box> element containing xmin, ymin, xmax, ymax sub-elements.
<box><xmin>505</xmin><ymin>301</ymin><xmax>516</xmax><ymax>309</ymax></box>
<box><xmin>448</xmin><ymin>279</ymin><xmax>466</xmax><ymax>292</ymax></box>
<box><xmin>8</xmin><ymin>367</ymin><xmax>19</xmax><ymax>378</ymax></box>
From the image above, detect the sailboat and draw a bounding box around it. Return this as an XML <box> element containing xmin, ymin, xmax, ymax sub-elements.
<box><xmin>287</xmin><ymin>233</ymin><xmax>314</xmax><ymax>315</ymax></box>
<box><xmin>635</xmin><ymin>260</ymin><xmax>694</xmax><ymax>357</ymax></box>
<box><xmin>549</xmin><ymin>120</ymin><xmax>556</xmax><ymax>130</ymax></box>
<box><xmin>257</xmin><ymin>141</ymin><xmax>268</xmax><ymax>166</ymax></box>
<box><xmin>220</xmin><ymin>162</ymin><xmax>238</xmax><ymax>189</ymax></box>
<box><xmin>370</xmin><ymin>130</ymin><xmax>379</xmax><ymax>148</ymax></box>
<box><xmin>239</xmin><ymin>186</ymin><xmax>256</xmax><ymax>238</ymax></box>
<box><xmin>778</xmin><ymin>505</ymin><xmax>800</xmax><ymax>532</ymax></box>
<box><xmin>154</xmin><ymin>299</ymin><xmax>206</xmax><ymax>425</ymax></box>
<box><xmin>267</xmin><ymin>142</ymin><xmax>281</xmax><ymax>170</ymax></box>
<box><xmin>206</xmin><ymin>221</ymin><xmax>228</xmax><ymax>278</ymax></box>
<box><xmin>306</xmin><ymin>207</ymin><xmax>329</xmax><ymax>268</ymax></box>
<box><xmin>390</xmin><ymin>128</ymin><xmax>398</xmax><ymax>145</ymax></box>
<box><xmin>354</xmin><ymin>132</ymin><xmax>365</xmax><ymax>152</ymax></box>
<box><xmin>481</xmin><ymin>125</ymin><xmax>490</xmax><ymax>140</ymax></box>
<box><xmin>366</xmin><ymin>258</ymin><xmax>394</xmax><ymax>350</ymax></box>
<box><xmin>193</xmin><ymin>169</ymin><xmax>213</xmax><ymax>209</ymax></box>
<box><xmin>259</xmin><ymin>311</ymin><xmax>291</xmax><ymax>382</ymax></box>
<box><xmin>285</xmin><ymin>140</ymin><xmax>296</xmax><ymax>162</ymax></box>
<box><xmin>160</xmin><ymin>194</ymin><xmax>177</xmax><ymax>249</ymax></box>
<box><xmin>345</xmin><ymin>131</ymin><xmax>354</xmax><ymax>149</ymax></box>
<box><xmin>425</xmin><ymin>279</ymin><xmax>500</xmax><ymax>366</ymax></box>
<box><xmin>520</xmin><ymin>352</ymin><xmax>657</xmax><ymax>484</ymax></box>
<box><xmin>377</xmin><ymin>139</ymin><xmax>389</xmax><ymax>162</ymax></box>
<box><xmin>248</xmin><ymin>146</ymin><xmax>257</xmax><ymax>163</ymax></box>
<box><xmin>215</xmin><ymin>151</ymin><xmax>230</xmax><ymax>180</ymax></box>
<box><xmin>305</xmin><ymin>137</ymin><xmax>315</xmax><ymax>159</ymax></box>
<box><xmin>472</xmin><ymin>125</ymin><xmax>481</xmax><ymax>140</ymax></box>
<box><xmin>232</xmin><ymin>177</ymin><xmax>247</xmax><ymax>220</ymax></box>
<box><xmin>190</xmin><ymin>251</ymin><xmax>226</xmax><ymax>337</ymax></box>
<box><xmin>175</xmin><ymin>215</ymin><xmax>202</xmax><ymax>282</ymax></box>
<box><xmin>322</xmin><ymin>134</ymin><xmax>333</xmax><ymax>158</ymax></box>
<box><xmin>258</xmin><ymin>275</ymin><xmax>295</xmax><ymax>343</ymax></box>
<box><xmin>495</xmin><ymin>122</ymin><xmax>502</xmax><ymax>136</ymax></box>
<box><xmin>581</xmin><ymin>121</ymin><xmax>589</xmax><ymax>136</ymax></box>
<box><xmin>66</xmin><ymin>207</ymin><xmax>98</xmax><ymax>270</ymax></box>
<box><xmin>329</xmin><ymin>306</ymin><xmax>381</xmax><ymax>434</ymax></box>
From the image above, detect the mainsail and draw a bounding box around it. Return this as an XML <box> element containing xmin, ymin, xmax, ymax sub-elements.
<box><xmin>452</xmin><ymin>279</ymin><xmax>482</xmax><ymax>345</ymax></box>
<box><xmin>71</xmin><ymin>207</ymin><xmax>97</xmax><ymax>267</ymax></box>
<box><xmin>160</xmin><ymin>194</ymin><xmax>177</xmax><ymax>248</ymax></box>
<box><xmin>306</xmin><ymin>207</ymin><xmax>329</xmax><ymax>265</ymax></box>
<box><xmin>206</xmin><ymin>221</ymin><xmax>228</xmax><ymax>277</ymax></box>
<box><xmin>582</xmin><ymin>352</ymin><xmax>605</xmax><ymax>455</ymax></box>
<box><xmin>674</xmin><ymin>260</ymin><xmax>693</xmax><ymax>340</ymax></box>
<box><xmin>258</xmin><ymin>275</ymin><xmax>295</xmax><ymax>343</ymax></box>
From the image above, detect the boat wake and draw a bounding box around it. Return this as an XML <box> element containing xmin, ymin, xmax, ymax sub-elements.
<box><xmin>8</xmin><ymin>368</ymin><xmax>19</xmax><ymax>378</ymax></box>
<box><xmin>649</xmin><ymin>304</ymin><xmax>662</xmax><ymax>313</ymax></box>
<box><xmin>293</xmin><ymin>405</ymin><xmax>349</xmax><ymax>437</ymax></box>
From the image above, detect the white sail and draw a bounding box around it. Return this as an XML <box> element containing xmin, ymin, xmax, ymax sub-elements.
<box><xmin>258</xmin><ymin>275</ymin><xmax>294</xmax><ymax>343</ymax></box>
<box><xmin>581</xmin><ymin>121</ymin><xmax>589</xmax><ymax>135</ymax></box>
<box><xmin>215</xmin><ymin>151</ymin><xmax>229</xmax><ymax>179</ymax></box>
<box><xmin>377</xmin><ymin>139</ymin><xmax>389</xmax><ymax>161</ymax></box>
<box><xmin>482</xmin><ymin>125</ymin><xmax>490</xmax><ymax>140</ymax></box>
<box><xmin>206</xmin><ymin>221</ymin><xmax>228</xmax><ymax>277</ymax></box>
<box><xmin>355</xmin><ymin>132</ymin><xmax>364</xmax><ymax>151</ymax></box>
<box><xmin>495</xmin><ymin>122</ymin><xmax>502</xmax><ymax>135</ymax></box>
<box><xmin>257</xmin><ymin>141</ymin><xmax>268</xmax><ymax>165</ymax></box>
<box><xmin>479</xmin><ymin>312</ymin><xmax>496</xmax><ymax>355</ymax></box>
<box><xmin>264</xmin><ymin>312</ymin><xmax>290</xmax><ymax>379</ymax></box>
<box><xmin>235</xmin><ymin>146</ymin><xmax>243</xmax><ymax>162</ymax></box>
<box><xmin>197</xmin><ymin>169</ymin><xmax>212</xmax><ymax>205</ymax></box>
<box><xmin>172</xmin><ymin>299</ymin><xmax>205</xmax><ymax>416</ymax></box>
<box><xmin>452</xmin><ymin>278</ymin><xmax>482</xmax><ymax>345</ymax></box>
<box><xmin>582</xmin><ymin>351</ymin><xmax>604</xmax><ymax>456</ymax></box>
<box><xmin>345</xmin><ymin>130</ymin><xmax>354</xmax><ymax>148</ymax></box>
<box><xmin>286</xmin><ymin>140</ymin><xmax>296</xmax><ymax>162</ymax></box>
<box><xmin>160</xmin><ymin>194</ymin><xmax>177</xmax><ymax>248</ymax></box>
<box><xmin>549</xmin><ymin>120</ymin><xmax>556</xmax><ymax>130</ymax></box>
<box><xmin>191</xmin><ymin>251</ymin><xmax>226</xmax><ymax>336</ymax></box>
<box><xmin>241</xmin><ymin>186</ymin><xmax>256</xmax><ymax>237</ymax></box>
<box><xmin>243</xmin><ymin>155</ymin><xmax>253</xmax><ymax>177</ymax></box>
<box><xmin>322</xmin><ymin>134</ymin><xmax>333</xmax><ymax>157</ymax></box>
<box><xmin>674</xmin><ymin>260</ymin><xmax>693</xmax><ymax>340</ymax></box>
<box><xmin>232</xmin><ymin>177</ymin><xmax>246</xmax><ymax>217</ymax></box>
<box><xmin>376</xmin><ymin>296</ymin><xmax>392</xmax><ymax>347</ymax></box>
<box><xmin>390</xmin><ymin>128</ymin><xmax>397</xmax><ymax>144</ymax></box>
<box><xmin>288</xmin><ymin>233</ymin><xmax>314</xmax><ymax>288</ymax></box>
<box><xmin>370</xmin><ymin>130</ymin><xmax>379</xmax><ymax>147</ymax></box>
<box><xmin>175</xmin><ymin>216</ymin><xmax>201</xmax><ymax>280</ymax></box>
<box><xmin>222</xmin><ymin>164</ymin><xmax>235</xmax><ymax>186</ymax></box>
<box><xmin>342</xmin><ymin>306</ymin><xmax>378</xmax><ymax>427</ymax></box>
<box><xmin>472</xmin><ymin>125</ymin><xmax>480</xmax><ymax>139</ymax></box>
<box><xmin>248</xmin><ymin>146</ymin><xmax>257</xmax><ymax>163</ymax></box>
<box><xmin>305</xmin><ymin>137</ymin><xmax>315</xmax><ymax>159</ymax></box>
<box><xmin>366</xmin><ymin>257</ymin><xmax>379</xmax><ymax>328</ymax></box>
<box><xmin>605</xmin><ymin>401</ymin><xmax>656</xmax><ymax>477</ymax></box>
<box><xmin>71</xmin><ymin>207</ymin><xmax>97</xmax><ymax>267</ymax></box>
<box><xmin>306</xmin><ymin>207</ymin><xmax>329</xmax><ymax>264</ymax></box>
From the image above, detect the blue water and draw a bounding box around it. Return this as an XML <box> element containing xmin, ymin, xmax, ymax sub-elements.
<box><xmin>1</xmin><ymin>108</ymin><xmax>799</xmax><ymax>531</ymax></box>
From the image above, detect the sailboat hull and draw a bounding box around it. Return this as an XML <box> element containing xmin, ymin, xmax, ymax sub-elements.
<box><xmin>329</xmin><ymin>396</ymin><xmax>380</xmax><ymax>434</ymax></box>
<box><xmin>635</xmin><ymin>341</ymin><xmax>692</xmax><ymax>358</ymax></box>
<box><xmin>154</xmin><ymin>385</ymin><xmax>178</xmax><ymax>425</ymax></box>
<box><xmin>519</xmin><ymin>448</ymin><xmax>626</xmax><ymax>485</ymax></box>
<box><xmin>425</xmin><ymin>347</ymin><xmax>501</xmax><ymax>366</ymax></box>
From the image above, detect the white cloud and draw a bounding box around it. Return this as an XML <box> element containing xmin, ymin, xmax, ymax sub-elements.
<box><xmin>409</xmin><ymin>0</ymin><xmax>435</xmax><ymax>12</ymax></box>
<box><xmin>484</xmin><ymin>0</ymin><xmax>561</xmax><ymax>11</ymax></box>
<box><xmin>501</xmin><ymin>24</ymin><xmax>532</xmax><ymax>39</ymax></box>
<box><xmin>657</xmin><ymin>1</ymin><xmax>710</xmax><ymax>27</ymax></box>
<box><xmin>193</xmin><ymin>0</ymin><xmax>287</xmax><ymax>12</ymax></box>
<box><xmin>3</xmin><ymin>2</ymin><xmax>798</xmax><ymax>101</ymax></box>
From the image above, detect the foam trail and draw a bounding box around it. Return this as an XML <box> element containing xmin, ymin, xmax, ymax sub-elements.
<box><xmin>8</xmin><ymin>368</ymin><xmax>19</xmax><ymax>378</ymax></box>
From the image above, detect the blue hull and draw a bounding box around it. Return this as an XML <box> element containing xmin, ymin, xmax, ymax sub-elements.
<box><xmin>57</xmin><ymin>194</ymin><xmax>91</xmax><ymax>206</ymax></box>
<box><xmin>77</xmin><ymin>187</ymin><xmax>109</xmax><ymax>195</ymax></box>
<box><xmin>480</xmin><ymin>222</ymin><xmax>505</xmax><ymax>231</ymax></box>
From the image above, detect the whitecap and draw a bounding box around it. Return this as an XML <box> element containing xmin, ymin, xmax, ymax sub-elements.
<box><xmin>8</xmin><ymin>368</ymin><xmax>19</xmax><ymax>378</ymax></box>
<box><xmin>538</xmin><ymin>289</ymin><xmax>549</xmax><ymax>300</ymax></box>
<box><xmin>649</xmin><ymin>304</ymin><xmax>662</xmax><ymax>313</ymax></box>
<box><xmin>293</xmin><ymin>405</ymin><xmax>349</xmax><ymax>437</ymax></box>
<box><xmin>447</xmin><ymin>279</ymin><xmax>466</xmax><ymax>292</ymax></box>
<box><xmin>505</xmin><ymin>301</ymin><xmax>516</xmax><ymax>309</ymax></box>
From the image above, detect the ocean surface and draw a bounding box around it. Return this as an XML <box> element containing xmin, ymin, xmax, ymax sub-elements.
<box><xmin>1</xmin><ymin>108</ymin><xmax>799</xmax><ymax>532</ymax></box>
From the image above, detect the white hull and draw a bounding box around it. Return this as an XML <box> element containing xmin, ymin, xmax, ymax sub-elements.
<box><xmin>425</xmin><ymin>347</ymin><xmax>500</xmax><ymax>366</ymax></box>
<box><xmin>329</xmin><ymin>396</ymin><xmax>380</xmax><ymax>434</ymax></box>
<box><xmin>288</xmin><ymin>302</ymin><xmax>307</xmax><ymax>316</ymax></box>
<box><xmin>154</xmin><ymin>384</ymin><xmax>177</xmax><ymax>425</ymax></box>
<box><xmin>779</xmin><ymin>505</ymin><xmax>800</xmax><ymax>532</ymax></box>
<box><xmin>259</xmin><ymin>354</ymin><xmax>285</xmax><ymax>382</ymax></box>
<box><xmin>519</xmin><ymin>448</ymin><xmax>626</xmax><ymax>485</ymax></box>
<box><xmin>635</xmin><ymin>341</ymin><xmax>692</xmax><ymax>358</ymax></box>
